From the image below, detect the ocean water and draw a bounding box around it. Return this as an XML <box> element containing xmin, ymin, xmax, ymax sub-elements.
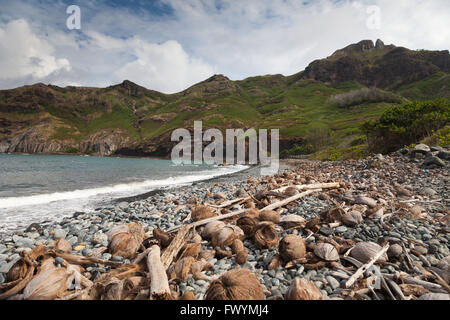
<box><xmin>0</xmin><ymin>154</ymin><xmax>247</xmax><ymax>233</ymax></box>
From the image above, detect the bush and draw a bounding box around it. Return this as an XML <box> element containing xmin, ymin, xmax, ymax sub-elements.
<box><xmin>280</xmin><ymin>144</ymin><xmax>314</xmax><ymax>158</ymax></box>
<box><xmin>362</xmin><ymin>98</ymin><xmax>450</xmax><ymax>153</ymax></box>
<box><xmin>62</xmin><ymin>147</ymin><xmax>80</xmax><ymax>154</ymax></box>
<box><xmin>327</xmin><ymin>87</ymin><xmax>403</xmax><ymax>108</ymax></box>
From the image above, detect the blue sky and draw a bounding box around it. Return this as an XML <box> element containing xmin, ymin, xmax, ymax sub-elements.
<box><xmin>0</xmin><ymin>0</ymin><xmax>449</xmax><ymax>93</ymax></box>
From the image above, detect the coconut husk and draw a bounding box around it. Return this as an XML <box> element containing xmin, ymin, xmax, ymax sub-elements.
<box><xmin>231</xmin><ymin>239</ymin><xmax>248</xmax><ymax>265</ymax></box>
<box><xmin>285</xmin><ymin>277</ymin><xmax>323</xmax><ymax>300</ymax></box>
<box><xmin>268</xmin><ymin>255</ymin><xmax>282</xmax><ymax>270</ymax></box>
<box><xmin>153</xmin><ymin>228</ymin><xmax>173</xmax><ymax>248</ymax></box>
<box><xmin>106</xmin><ymin>224</ymin><xmax>130</xmax><ymax>240</ymax></box>
<box><xmin>202</xmin><ymin>221</ymin><xmax>226</xmax><ymax>240</ymax></box>
<box><xmin>245</xmin><ymin>208</ymin><xmax>260</xmax><ymax>219</ymax></box>
<box><xmin>198</xmin><ymin>250</ymin><xmax>216</xmax><ymax>261</ymax></box>
<box><xmin>399</xmin><ymin>284</ymin><xmax>429</xmax><ymax>296</ymax></box>
<box><xmin>109</xmin><ymin>233</ymin><xmax>141</xmax><ymax>260</ymax></box>
<box><xmin>355</xmin><ymin>196</ymin><xmax>378</xmax><ymax>208</ymax></box>
<box><xmin>211</xmin><ymin>225</ymin><xmax>244</xmax><ymax>249</ymax></box>
<box><xmin>7</xmin><ymin>245</ymin><xmax>46</xmax><ymax>282</ymax></box>
<box><xmin>205</xmin><ymin>269</ymin><xmax>264</xmax><ymax>300</ymax></box>
<box><xmin>321</xmin><ymin>207</ymin><xmax>345</xmax><ymax>223</ymax></box>
<box><xmin>108</xmin><ymin>222</ymin><xmax>145</xmax><ymax>259</ymax></box>
<box><xmin>190</xmin><ymin>232</ymin><xmax>203</xmax><ymax>243</ymax></box>
<box><xmin>259</xmin><ymin>210</ymin><xmax>281</xmax><ymax>224</ymax></box>
<box><xmin>279</xmin><ymin>215</ymin><xmax>306</xmax><ymax>229</ymax></box>
<box><xmin>180</xmin><ymin>291</ymin><xmax>197</xmax><ymax>300</ymax></box>
<box><xmin>179</xmin><ymin>243</ymin><xmax>202</xmax><ymax>260</ymax></box>
<box><xmin>23</xmin><ymin>267</ymin><xmax>71</xmax><ymax>300</ymax></box>
<box><xmin>191</xmin><ymin>205</ymin><xmax>217</xmax><ymax>221</ymax></box>
<box><xmin>215</xmin><ymin>248</ymin><xmax>233</xmax><ymax>259</ymax></box>
<box><xmin>168</xmin><ymin>257</ymin><xmax>195</xmax><ymax>281</ymax></box>
<box><xmin>102</xmin><ymin>278</ymin><xmax>124</xmax><ymax>300</ymax></box>
<box><xmin>305</xmin><ymin>217</ymin><xmax>321</xmax><ymax>233</ymax></box>
<box><xmin>314</xmin><ymin>243</ymin><xmax>339</xmax><ymax>261</ymax></box>
<box><xmin>254</xmin><ymin>222</ymin><xmax>279</xmax><ymax>249</ymax></box>
<box><xmin>244</xmin><ymin>201</ymin><xmax>255</xmax><ymax>209</ymax></box>
<box><xmin>54</xmin><ymin>238</ymin><xmax>72</xmax><ymax>253</ymax></box>
<box><xmin>284</xmin><ymin>186</ymin><xmax>298</xmax><ymax>197</ymax></box>
<box><xmin>279</xmin><ymin>234</ymin><xmax>306</xmax><ymax>262</ymax></box>
<box><xmin>236</xmin><ymin>216</ymin><xmax>258</xmax><ymax>237</ymax></box>
<box><xmin>341</xmin><ymin>211</ymin><xmax>363</xmax><ymax>227</ymax></box>
<box><xmin>350</xmin><ymin>242</ymin><xmax>388</xmax><ymax>264</ymax></box>
<box><xmin>387</xmin><ymin>243</ymin><xmax>403</xmax><ymax>259</ymax></box>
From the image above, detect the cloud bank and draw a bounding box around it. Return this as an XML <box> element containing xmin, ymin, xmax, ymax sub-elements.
<box><xmin>0</xmin><ymin>0</ymin><xmax>448</xmax><ymax>93</ymax></box>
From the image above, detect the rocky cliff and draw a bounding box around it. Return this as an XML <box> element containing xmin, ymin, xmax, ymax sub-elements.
<box><xmin>0</xmin><ymin>40</ymin><xmax>449</xmax><ymax>157</ymax></box>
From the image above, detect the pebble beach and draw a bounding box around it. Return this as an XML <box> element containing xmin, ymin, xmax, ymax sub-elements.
<box><xmin>0</xmin><ymin>144</ymin><xmax>449</xmax><ymax>300</ymax></box>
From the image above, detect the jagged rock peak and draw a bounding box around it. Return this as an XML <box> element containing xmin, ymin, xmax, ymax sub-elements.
<box><xmin>375</xmin><ymin>39</ymin><xmax>385</xmax><ymax>49</ymax></box>
<box><xmin>205</xmin><ymin>74</ymin><xmax>231</xmax><ymax>82</ymax></box>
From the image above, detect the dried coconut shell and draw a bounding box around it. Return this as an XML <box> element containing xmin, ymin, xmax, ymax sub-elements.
<box><xmin>211</xmin><ymin>225</ymin><xmax>244</xmax><ymax>249</ymax></box>
<box><xmin>279</xmin><ymin>215</ymin><xmax>306</xmax><ymax>229</ymax></box>
<box><xmin>350</xmin><ymin>241</ymin><xmax>388</xmax><ymax>263</ymax></box>
<box><xmin>109</xmin><ymin>232</ymin><xmax>141</xmax><ymax>260</ymax></box>
<box><xmin>153</xmin><ymin>228</ymin><xmax>173</xmax><ymax>248</ymax></box>
<box><xmin>168</xmin><ymin>257</ymin><xmax>195</xmax><ymax>281</ymax></box>
<box><xmin>341</xmin><ymin>211</ymin><xmax>363</xmax><ymax>227</ymax></box>
<box><xmin>259</xmin><ymin>210</ymin><xmax>281</xmax><ymax>224</ymax></box>
<box><xmin>314</xmin><ymin>243</ymin><xmax>339</xmax><ymax>261</ymax></box>
<box><xmin>191</xmin><ymin>205</ymin><xmax>217</xmax><ymax>221</ymax></box>
<box><xmin>279</xmin><ymin>234</ymin><xmax>306</xmax><ymax>262</ymax></box>
<box><xmin>205</xmin><ymin>269</ymin><xmax>264</xmax><ymax>300</ymax></box>
<box><xmin>321</xmin><ymin>207</ymin><xmax>345</xmax><ymax>223</ymax></box>
<box><xmin>236</xmin><ymin>216</ymin><xmax>258</xmax><ymax>237</ymax></box>
<box><xmin>54</xmin><ymin>238</ymin><xmax>72</xmax><ymax>253</ymax></box>
<box><xmin>202</xmin><ymin>221</ymin><xmax>226</xmax><ymax>240</ymax></box>
<box><xmin>387</xmin><ymin>243</ymin><xmax>403</xmax><ymax>259</ymax></box>
<box><xmin>355</xmin><ymin>196</ymin><xmax>377</xmax><ymax>208</ymax></box>
<box><xmin>254</xmin><ymin>222</ymin><xmax>279</xmax><ymax>249</ymax></box>
<box><xmin>285</xmin><ymin>277</ymin><xmax>322</xmax><ymax>300</ymax></box>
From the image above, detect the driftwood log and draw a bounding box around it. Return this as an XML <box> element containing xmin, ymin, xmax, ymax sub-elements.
<box><xmin>147</xmin><ymin>245</ymin><xmax>171</xmax><ymax>300</ymax></box>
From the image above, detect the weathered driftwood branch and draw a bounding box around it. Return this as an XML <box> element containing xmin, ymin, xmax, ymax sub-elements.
<box><xmin>50</xmin><ymin>250</ymin><xmax>122</xmax><ymax>267</ymax></box>
<box><xmin>161</xmin><ymin>225</ymin><xmax>191</xmax><ymax>270</ymax></box>
<box><xmin>383</xmin><ymin>273</ymin><xmax>447</xmax><ymax>293</ymax></box>
<box><xmin>384</xmin><ymin>277</ymin><xmax>407</xmax><ymax>300</ymax></box>
<box><xmin>206</xmin><ymin>197</ymin><xmax>251</xmax><ymax>209</ymax></box>
<box><xmin>344</xmin><ymin>244</ymin><xmax>390</xmax><ymax>289</ymax></box>
<box><xmin>147</xmin><ymin>245</ymin><xmax>171</xmax><ymax>300</ymax></box>
<box><xmin>275</xmin><ymin>182</ymin><xmax>340</xmax><ymax>193</ymax></box>
<box><xmin>167</xmin><ymin>189</ymin><xmax>322</xmax><ymax>233</ymax></box>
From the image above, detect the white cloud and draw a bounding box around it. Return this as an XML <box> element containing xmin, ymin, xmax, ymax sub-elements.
<box><xmin>86</xmin><ymin>32</ymin><xmax>215</xmax><ymax>93</ymax></box>
<box><xmin>0</xmin><ymin>0</ymin><xmax>448</xmax><ymax>91</ymax></box>
<box><xmin>0</xmin><ymin>19</ymin><xmax>71</xmax><ymax>81</ymax></box>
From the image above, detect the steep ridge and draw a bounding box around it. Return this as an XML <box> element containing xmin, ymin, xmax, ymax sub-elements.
<box><xmin>0</xmin><ymin>40</ymin><xmax>448</xmax><ymax>157</ymax></box>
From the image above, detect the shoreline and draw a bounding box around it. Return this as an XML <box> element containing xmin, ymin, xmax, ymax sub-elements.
<box><xmin>0</xmin><ymin>151</ymin><xmax>448</xmax><ymax>300</ymax></box>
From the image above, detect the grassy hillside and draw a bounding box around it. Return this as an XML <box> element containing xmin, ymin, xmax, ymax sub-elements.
<box><xmin>1</xmin><ymin>40</ymin><xmax>449</xmax><ymax>158</ymax></box>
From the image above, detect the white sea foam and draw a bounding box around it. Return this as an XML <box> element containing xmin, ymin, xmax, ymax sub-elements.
<box><xmin>0</xmin><ymin>164</ymin><xmax>248</xmax><ymax>209</ymax></box>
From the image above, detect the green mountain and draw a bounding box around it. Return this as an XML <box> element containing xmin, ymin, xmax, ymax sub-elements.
<box><xmin>0</xmin><ymin>39</ymin><xmax>449</xmax><ymax>158</ymax></box>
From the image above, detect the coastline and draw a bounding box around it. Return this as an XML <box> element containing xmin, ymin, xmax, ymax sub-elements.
<box><xmin>0</xmin><ymin>153</ymin><xmax>448</xmax><ymax>300</ymax></box>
